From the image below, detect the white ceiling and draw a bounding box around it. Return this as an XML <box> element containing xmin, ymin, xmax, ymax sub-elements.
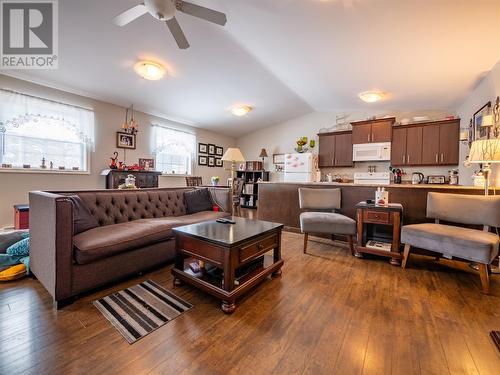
<box><xmin>4</xmin><ymin>0</ymin><xmax>499</xmax><ymax>137</ymax></box>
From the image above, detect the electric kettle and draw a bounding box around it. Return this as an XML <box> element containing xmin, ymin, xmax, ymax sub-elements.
<box><xmin>412</xmin><ymin>172</ymin><xmax>424</xmax><ymax>184</ymax></box>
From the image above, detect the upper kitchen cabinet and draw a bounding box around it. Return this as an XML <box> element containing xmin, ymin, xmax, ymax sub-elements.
<box><xmin>351</xmin><ymin>118</ymin><xmax>395</xmax><ymax>144</ymax></box>
<box><xmin>392</xmin><ymin>119</ymin><xmax>460</xmax><ymax>166</ymax></box>
<box><xmin>318</xmin><ymin>131</ymin><xmax>353</xmax><ymax>167</ymax></box>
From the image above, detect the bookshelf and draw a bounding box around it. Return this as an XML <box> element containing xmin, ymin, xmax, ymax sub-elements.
<box><xmin>236</xmin><ymin>170</ymin><xmax>270</xmax><ymax>209</ymax></box>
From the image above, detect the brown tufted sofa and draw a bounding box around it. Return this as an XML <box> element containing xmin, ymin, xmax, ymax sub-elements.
<box><xmin>29</xmin><ymin>187</ymin><xmax>231</xmax><ymax>308</ymax></box>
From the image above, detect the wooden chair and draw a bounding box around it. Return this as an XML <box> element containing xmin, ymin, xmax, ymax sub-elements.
<box><xmin>401</xmin><ymin>192</ymin><xmax>500</xmax><ymax>294</ymax></box>
<box><xmin>232</xmin><ymin>178</ymin><xmax>245</xmax><ymax>216</ymax></box>
<box><xmin>298</xmin><ymin>188</ymin><xmax>356</xmax><ymax>255</ymax></box>
<box><xmin>185</xmin><ymin>176</ymin><xmax>202</xmax><ymax>187</ymax></box>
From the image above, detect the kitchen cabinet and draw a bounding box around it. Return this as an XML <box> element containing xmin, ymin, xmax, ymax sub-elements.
<box><xmin>351</xmin><ymin>118</ymin><xmax>395</xmax><ymax>144</ymax></box>
<box><xmin>391</xmin><ymin>119</ymin><xmax>460</xmax><ymax>166</ymax></box>
<box><xmin>439</xmin><ymin>121</ymin><xmax>460</xmax><ymax>164</ymax></box>
<box><xmin>421</xmin><ymin>124</ymin><xmax>440</xmax><ymax>164</ymax></box>
<box><xmin>318</xmin><ymin>134</ymin><xmax>335</xmax><ymax>167</ymax></box>
<box><xmin>318</xmin><ymin>131</ymin><xmax>353</xmax><ymax>167</ymax></box>
<box><xmin>391</xmin><ymin>126</ymin><xmax>423</xmax><ymax>165</ymax></box>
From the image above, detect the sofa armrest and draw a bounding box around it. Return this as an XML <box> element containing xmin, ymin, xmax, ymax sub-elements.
<box><xmin>207</xmin><ymin>187</ymin><xmax>232</xmax><ymax>213</ymax></box>
<box><xmin>29</xmin><ymin>191</ymin><xmax>74</xmax><ymax>304</ymax></box>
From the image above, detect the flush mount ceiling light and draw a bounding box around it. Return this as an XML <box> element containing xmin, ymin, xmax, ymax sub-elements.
<box><xmin>231</xmin><ymin>105</ymin><xmax>252</xmax><ymax>117</ymax></box>
<box><xmin>134</xmin><ymin>61</ymin><xmax>166</xmax><ymax>80</ymax></box>
<box><xmin>358</xmin><ymin>91</ymin><xmax>386</xmax><ymax>103</ymax></box>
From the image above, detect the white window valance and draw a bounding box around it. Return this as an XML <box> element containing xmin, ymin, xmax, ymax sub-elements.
<box><xmin>0</xmin><ymin>89</ymin><xmax>95</xmax><ymax>149</ymax></box>
<box><xmin>151</xmin><ymin>124</ymin><xmax>196</xmax><ymax>156</ymax></box>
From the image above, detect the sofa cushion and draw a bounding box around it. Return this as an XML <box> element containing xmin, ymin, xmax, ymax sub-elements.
<box><xmin>68</xmin><ymin>195</ymin><xmax>99</xmax><ymax>234</ymax></box>
<box><xmin>184</xmin><ymin>188</ymin><xmax>213</xmax><ymax>214</ymax></box>
<box><xmin>167</xmin><ymin>210</ymin><xmax>231</xmax><ymax>226</ymax></box>
<box><xmin>300</xmin><ymin>212</ymin><xmax>356</xmax><ymax>235</ymax></box>
<box><xmin>73</xmin><ymin>211</ymin><xmax>230</xmax><ymax>265</ymax></box>
<box><xmin>401</xmin><ymin>223</ymin><xmax>499</xmax><ymax>264</ymax></box>
<box><xmin>73</xmin><ymin>218</ymin><xmax>181</xmax><ymax>265</ymax></box>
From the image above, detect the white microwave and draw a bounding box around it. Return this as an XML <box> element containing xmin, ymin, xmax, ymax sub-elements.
<box><xmin>352</xmin><ymin>142</ymin><xmax>391</xmax><ymax>161</ymax></box>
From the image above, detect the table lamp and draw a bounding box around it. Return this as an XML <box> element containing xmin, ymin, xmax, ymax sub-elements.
<box><xmin>259</xmin><ymin>148</ymin><xmax>268</xmax><ymax>171</ymax></box>
<box><xmin>468</xmin><ymin>139</ymin><xmax>500</xmax><ymax>195</ymax></box>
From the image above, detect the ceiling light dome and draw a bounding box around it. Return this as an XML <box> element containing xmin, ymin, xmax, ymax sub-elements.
<box><xmin>134</xmin><ymin>61</ymin><xmax>166</xmax><ymax>80</ymax></box>
<box><xmin>231</xmin><ymin>105</ymin><xmax>252</xmax><ymax>117</ymax></box>
<box><xmin>358</xmin><ymin>91</ymin><xmax>386</xmax><ymax>103</ymax></box>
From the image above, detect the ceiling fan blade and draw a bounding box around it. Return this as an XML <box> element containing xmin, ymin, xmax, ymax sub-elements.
<box><xmin>178</xmin><ymin>1</ymin><xmax>227</xmax><ymax>26</ymax></box>
<box><xmin>166</xmin><ymin>17</ymin><xmax>190</xmax><ymax>49</ymax></box>
<box><xmin>113</xmin><ymin>4</ymin><xmax>148</xmax><ymax>27</ymax></box>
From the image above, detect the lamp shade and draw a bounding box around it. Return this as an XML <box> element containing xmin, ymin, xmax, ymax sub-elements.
<box><xmin>468</xmin><ymin>139</ymin><xmax>500</xmax><ymax>163</ymax></box>
<box><xmin>221</xmin><ymin>148</ymin><xmax>245</xmax><ymax>162</ymax></box>
<box><xmin>259</xmin><ymin>148</ymin><xmax>268</xmax><ymax>158</ymax></box>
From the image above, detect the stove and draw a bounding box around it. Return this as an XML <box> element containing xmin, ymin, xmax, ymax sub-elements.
<box><xmin>354</xmin><ymin>172</ymin><xmax>390</xmax><ymax>185</ymax></box>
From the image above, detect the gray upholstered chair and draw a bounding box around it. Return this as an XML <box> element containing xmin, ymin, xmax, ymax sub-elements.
<box><xmin>298</xmin><ymin>188</ymin><xmax>356</xmax><ymax>255</ymax></box>
<box><xmin>401</xmin><ymin>192</ymin><xmax>500</xmax><ymax>294</ymax></box>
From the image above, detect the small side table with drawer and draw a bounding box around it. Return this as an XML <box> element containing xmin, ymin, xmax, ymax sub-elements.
<box><xmin>355</xmin><ymin>201</ymin><xmax>403</xmax><ymax>266</ymax></box>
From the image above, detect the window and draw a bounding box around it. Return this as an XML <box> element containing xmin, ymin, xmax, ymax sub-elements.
<box><xmin>153</xmin><ymin>125</ymin><xmax>196</xmax><ymax>175</ymax></box>
<box><xmin>0</xmin><ymin>89</ymin><xmax>95</xmax><ymax>172</ymax></box>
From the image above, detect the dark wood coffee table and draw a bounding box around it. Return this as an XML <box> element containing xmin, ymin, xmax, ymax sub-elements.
<box><xmin>171</xmin><ymin>217</ymin><xmax>284</xmax><ymax>314</ymax></box>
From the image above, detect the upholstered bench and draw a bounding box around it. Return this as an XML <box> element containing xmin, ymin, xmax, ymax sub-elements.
<box><xmin>401</xmin><ymin>192</ymin><xmax>500</xmax><ymax>294</ymax></box>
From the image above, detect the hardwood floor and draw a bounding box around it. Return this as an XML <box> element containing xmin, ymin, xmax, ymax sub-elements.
<box><xmin>1</xmin><ymin>226</ymin><xmax>499</xmax><ymax>374</ymax></box>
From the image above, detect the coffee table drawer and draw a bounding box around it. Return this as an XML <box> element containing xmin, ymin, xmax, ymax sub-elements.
<box><xmin>239</xmin><ymin>234</ymin><xmax>278</xmax><ymax>264</ymax></box>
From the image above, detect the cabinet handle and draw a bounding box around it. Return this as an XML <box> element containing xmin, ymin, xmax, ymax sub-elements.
<box><xmin>407</xmin><ymin>155</ymin><xmax>410</xmax><ymax>164</ymax></box>
<box><xmin>435</xmin><ymin>154</ymin><xmax>438</xmax><ymax>163</ymax></box>
<box><xmin>334</xmin><ymin>157</ymin><xmax>337</xmax><ymax>165</ymax></box>
<box><xmin>368</xmin><ymin>134</ymin><xmax>370</xmax><ymax>142</ymax></box>
<box><xmin>402</xmin><ymin>155</ymin><xmax>405</xmax><ymax>164</ymax></box>
<box><xmin>441</xmin><ymin>153</ymin><xmax>444</xmax><ymax>163</ymax></box>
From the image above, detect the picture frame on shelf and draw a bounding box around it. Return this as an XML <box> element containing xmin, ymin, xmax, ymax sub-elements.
<box><xmin>238</xmin><ymin>163</ymin><xmax>246</xmax><ymax>171</ymax></box>
<box><xmin>473</xmin><ymin>101</ymin><xmax>492</xmax><ymax>140</ymax></box>
<box><xmin>273</xmin><ymin>153</ymin><xmax>285</xmax><ymax>164</ymax></box>
<box><xmin>198</xmin><ymin>143</ymin><xmax>208</xmax><ymax>154</ymax></box>
<box><xmin>215</xmin><ymin>158</ymin><xmax>223</xmax><ymax>167</ymax></box>
<box><xmin>215</xmin><ymin>146</ymin><xmax>223</xmax><ymax>156</ymax></box>
<box><xmin>208</xmin><ymin>156</ymin><xmax>215</xmax><ymax>167</ymax></box>
<box><xmin>116</xmin><ymin>132</ymin><xmax>136</xmax><ymax>149</ymax></box>
<box><xmin>208</xmin><ymin>144</ymin><xmax>216</xmax><ymax>155</ymax></box>
<box><xmin>138</xmin><ymin>158</ymin><xmax>155</xmax><ymax>171</ymax></box>
<box><xmin>198</xmin><ymin>155</ymin><xmax>208</xmax><ymax>166</ymax></box>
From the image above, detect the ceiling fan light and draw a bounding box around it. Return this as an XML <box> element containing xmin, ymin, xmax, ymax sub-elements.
<box><xmin>134</xmin><ymin>61</ymin><xmax>166</xmax><ymax>80</ymax></box>
<box><xmin>231</xmin><ymin>105</ymin><xmax>252</xmax><ymax>117</ymax></box>
<box><xmin>358</xmin><ymin>91</ymin><xmax>386</xmax><ymax>103</ymax></box>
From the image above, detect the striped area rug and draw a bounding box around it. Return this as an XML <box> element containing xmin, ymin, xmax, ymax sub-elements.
<box><xmin>93</xmin><ymin>280</ymin><xmax>192</xmax><ymax>344</ymax></box>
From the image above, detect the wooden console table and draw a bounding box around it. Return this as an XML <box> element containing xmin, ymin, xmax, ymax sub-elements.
<box><xmin>355</xmin><ymin>202</ymin><xmax>403</xmax><ymax>266</ymax></box>
<box><xmin>101</xmin><ymin>169</ymin><xmax>161</xmax><ymax>189</ymax></box>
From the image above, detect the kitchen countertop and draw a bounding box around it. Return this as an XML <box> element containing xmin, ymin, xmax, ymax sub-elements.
<box><xmin>257</xmin><ymin>181</ymin><xmax>497</xmax><ymax>190</ymax></box>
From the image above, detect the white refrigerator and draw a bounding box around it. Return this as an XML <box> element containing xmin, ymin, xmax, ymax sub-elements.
<box><xmin>284</xmin><ymin>153</ymin><xmax>318</xmax><ymax>182</ymax></box>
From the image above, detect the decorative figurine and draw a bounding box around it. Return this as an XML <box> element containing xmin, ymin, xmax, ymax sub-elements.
<box><xmin>109</xmin><ymin>152</ymin><xmax>118</xmax><ymax>169</ymax></box>
<box><xmin>40</xmin><ymin>157</ymin><xmax>46</xmax><ymax>169</ymax></box>
<box><xmin>49</xmin><ymin>161</ymin><xmax>53</xmax><ymax>169</ymax></box>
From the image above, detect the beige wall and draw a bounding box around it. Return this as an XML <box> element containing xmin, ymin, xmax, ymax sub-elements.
<box><xmin>237</xmin><ymin>109</ymin><xmax>458</xmax><ymax>183</ymax></box>
<box><xmin>0</xmin><ymin>74</ymin><xmax>236</xmax><ymax>228</ymax></box>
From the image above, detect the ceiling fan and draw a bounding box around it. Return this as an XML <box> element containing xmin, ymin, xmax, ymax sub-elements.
<box><xmin>113</xmin><ymin>0</ymin><xmax>227</xmax><ymax>49</ymax></box>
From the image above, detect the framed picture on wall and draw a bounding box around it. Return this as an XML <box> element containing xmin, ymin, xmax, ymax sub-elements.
<box><xmin>208</xmin><ymin>156</ymin><xmax>215</xmax><ymax>167</ymax></box>
<box><xmin>198</xmin><ymin>143</ymin><xmax>208</xmax><ymax>154</ymax></box>
<box><xmin>273</xmin><ymin>153</ymin><xmax>285</xmax><ymax>164</ymax></box>
<box><xmin>198</xmin><ymin>155</ymin><xmax>208</xmax><ymax>166</ymax></box>
<box><xmin>473</xmin><ymin>101</ymin><xmax>492</xmax><ymax>140</ymax></box>
<box><xmin>215</xmin><ymin>158</ymin><xmax>223</xmax><ymax>167</ymax></box>
<box><xmin>116</xmin><ymin>132</ymin><xmax>136</xmax><ymax>149</ymax></box>
<box><xmin>215</xmin><ymin>146</ymin><xmax>223</xmax><ymax>156</ymax></box>
<box><xmin>208</xmin><ymin>144</ymin><xmax>216</xmax><ymax>155</ymax></box>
